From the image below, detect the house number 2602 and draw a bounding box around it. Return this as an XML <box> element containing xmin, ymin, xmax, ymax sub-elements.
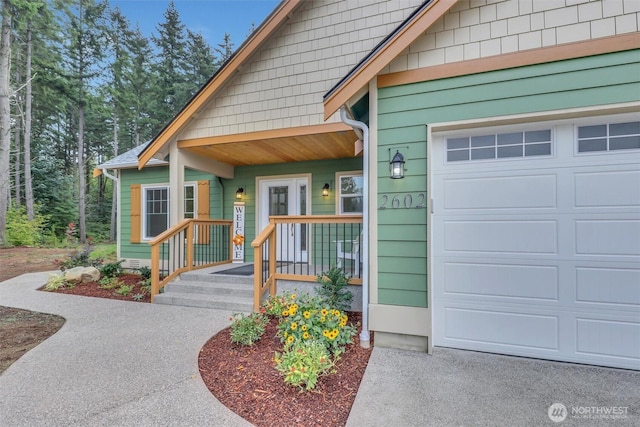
<box><xmin>378</xmin><ymin>193</ymin><xmax>426</xmax><ymax>210</ymax></box>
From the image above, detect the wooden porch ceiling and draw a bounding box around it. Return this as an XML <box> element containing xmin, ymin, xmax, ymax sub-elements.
<box><xmin>177</xmin><ymin>123</ymin><xmax>360</xmax><ymax>166</ymax></box>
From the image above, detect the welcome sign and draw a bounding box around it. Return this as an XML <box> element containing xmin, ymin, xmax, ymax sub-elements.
<box><xmin>232</xmin><ymin>202</ymin><xmax>245</xmax><ymax>263</ymax></box>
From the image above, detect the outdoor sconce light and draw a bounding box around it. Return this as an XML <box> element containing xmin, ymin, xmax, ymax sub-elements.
<box><xmin>390</xmin><ymin>150</ymin><xmax>405</xmax><ymax>179</ymax></box>
<box><xmin>236</xmin><ymin>187</ymin><xmax>244</xmax><ymax>200</ymax></box>
<box><xmin>322</xmin><ymin>183</ymin><xmax>330</xmax><ymax>197</ymax></box>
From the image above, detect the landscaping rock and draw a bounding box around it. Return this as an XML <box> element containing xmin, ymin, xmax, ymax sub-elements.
<box><xmin>64</xmin><ymin>266</ymin><xmax>100</xmax><ymax>283</ymax></box>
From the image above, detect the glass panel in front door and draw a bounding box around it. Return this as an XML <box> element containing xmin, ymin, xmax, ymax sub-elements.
<box><xmin>269</xmin><ymin>186</ymin><xmax>289</xmax><ymax>216</ymax></box>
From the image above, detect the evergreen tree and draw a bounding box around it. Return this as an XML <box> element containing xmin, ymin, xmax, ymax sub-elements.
<box><xmin>60</xmin><ymin>0</ymin><xmax>108</xmax><ymax>243</ymax></box>
<box><xmin>186</xmin><ymin>29</ymin><xmax>216</xmax><ymax>96</ymax></box>
<box><xmin>215</xmin><ymin>32</ymin><xmax>234</xmax><ymax>67</ymax></box>
<box><xmin>151</xmin><ymin>0</ymin><xmax>189</xmax><ymax>128</ymax></box>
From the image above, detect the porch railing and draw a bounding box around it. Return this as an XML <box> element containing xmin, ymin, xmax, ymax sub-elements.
<box><xmin>251</xmin><ymin>215</ymin><xmax>363</xmax><ymax>311</ymax></box>
<box><xmin>149</xmin><ymin>218</ymin><xmax>233</xmax><ymax>302</ymax></box>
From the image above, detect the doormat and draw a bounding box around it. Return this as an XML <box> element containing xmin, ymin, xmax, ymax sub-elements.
<box><xmin>213</xmin><ymin>262</ymin><xmax>290</xmax><ymax>276</ymax></box>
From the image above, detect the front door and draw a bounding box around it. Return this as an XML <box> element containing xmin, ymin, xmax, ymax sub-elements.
<box><xmin>259</xmin><ymin>177</ymin><xmax>309</xmax><ymax>262</ymax></box>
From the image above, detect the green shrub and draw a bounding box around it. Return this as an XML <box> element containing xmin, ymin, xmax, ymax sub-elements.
<box><xmin>5</xmin><ymin>206</ymin><xmax>48</xmax><ymax>247</ymax></box>
<box><xmin>276</xmin><ymin>292</ymin><xmax>357</xmax><ymax>354</ymax></box>
<box><xmin>139</xmin><ymin>266</ymin><xmax>151</xmax><ymax>280</ymax></box>
<box><xmin>99</xmin><ymin>277</ymin><xmax>122</xmax><ymax>290</ymax></box>
<box><xmin>132</xmin><ymin>293</ymin><xmax>145</xmax><ymax>301</ymax></box>
<box><xmin>115</xmin><ymin>284</ymin><xmax>134</xmax><ymax>296</ymax></box>
<box><xmin>99</xmin><ymin>260</ymin><xmax>124</xmax><ymax>278</ymax></box>
<box><xmin>315</xmin><ymin>266</ymin><xmax>353</xmax><ymax>312</ymax></box>
<box><xmin>230</xmin><ymin>312</ymin><xmax>269</xmax><ymax>346</ymax></box>
<box><xmin>274</xmin><ymin>339</ymin><xmax>335</xmax><ymax>391</ymax></box>
<box><xmin>43</xmin><ymin>274</ymin><xmax>71</xmax><ymax>291</ymax></box>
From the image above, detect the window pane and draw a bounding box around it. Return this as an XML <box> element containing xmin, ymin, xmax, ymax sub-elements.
<box><xmin>185</xmin><ymin>200</ymin><xmax>194</xmax><ymax>217</ymax></box>
<box><xmin>184</xmin><ymin>186</ymin><xmax>194</xmax><ymax>199</ymax></box>
<box><xmin>269</xmin><ymin>186</ymin><xmax>288</xmax><ymax>216</ymax></box>
<box><xmin>525</xmin><ymin>143</ymin><xmax>551</xmax><ymax>156</ymax></box>
<box><xmin>447</xmin><ymin>137</ymin><xmax>469</xmax><ymax>150</ymax></box>
<box><xmin>342</xmin><ymin>196</ymin><xmax>363</xmax><ymax>213</ymax></box>
<box><xmin>340</xmin><ymin>176</ymin><xmax>363</xmax><ymax>194</ymax></box>
<box><xmin>609</xmin><ymin>121</ymin><xmax>640</xmax><ymax>136</ymax></box>
<box><xmin>578</xmin><ymin>139</ymin><xmax>607</xmax><ymax>152</ymax></box>
<box><xmin>525</xmin><ymin>130</ymin><xmax>551</xmax><ymax>143</ymax></box>
<box><xmin>471</xmin><ymin>135</ymin><xmax>495</xmax><ymax>147</ymax></box>
<box><xmin>471</xmin><ymin>147</ymin><xmax>495</xmax><ymax>160</ymax></box>
<box><xmin>578</xmin><ymin>125</ymin><xmax>606</xmax><ymax>139</ymax></box>
<box><xmin>497</xmin><ymin>145</ymin><xmax>523</xmax><ymax>158</ymax></box>
<box><xmin>147</xmin><ymin>214</ymin><xmax>167</xmax><ymax>237</ymax></box>
<box><xmin>497</xmin><ymin>132</ymin><xmax>522</xmax><ymax>145</ymax></box>
<box><xmin>610</xmin><ymin>135</ymin><xmax>640</xmax><ymax>151</ymax></box>
<box><xmin>447</xmin><ymin>150</ymin><xmax>469</xmax><ymax>162</ymax></box>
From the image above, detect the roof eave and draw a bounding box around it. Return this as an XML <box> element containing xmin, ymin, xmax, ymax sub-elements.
<box><xmin>323</xmin><ymin>0</ymin><xmax>457</xmax><ymax>120</ymax></box>
<box><xmin>138</xmin><ymin>0</ymin><xmax>303</xmax><ymax>169</ymax></box>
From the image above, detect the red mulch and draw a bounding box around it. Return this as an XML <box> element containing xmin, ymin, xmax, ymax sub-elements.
<box><xmin>199</xmin><ymin>312</ymin><xmax>373</xmax><ymax>427</ymax></box>
<box><xmin>46</xmin><ymin>274</ymin><xmax>152</xmax><ymax>303</ymax></box>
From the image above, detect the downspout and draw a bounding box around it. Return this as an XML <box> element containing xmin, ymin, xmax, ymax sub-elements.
<box><xmin>102</xmin><ymin>168</ymin><xmax>117</xmax><ymax>183</ymax></box>
<box><xmin>218</xmin><ymin>177</ymin><xmax>225</xmax><ymax>217</ymax></box>
<box><xmin>339</xmin><ymin>106</ymin><xmax>370</xmax><ymax>349</ymax></box>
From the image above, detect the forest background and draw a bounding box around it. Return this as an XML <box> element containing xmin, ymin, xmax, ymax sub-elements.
<box><xmin>0</xmin><ymin>0</ymin><xmax>258</xmax><ymax>247</ymax></box>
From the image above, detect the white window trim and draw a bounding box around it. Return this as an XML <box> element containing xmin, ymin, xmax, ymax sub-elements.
<box><xmin>335</xmin><ymin>170</ymin><xmax>363</xmax><ymax>215</ymax></box>
<box><xmin>141</xmin><ymin>182</ymin><xmax>197</xmax><ymax>241</ymax></box>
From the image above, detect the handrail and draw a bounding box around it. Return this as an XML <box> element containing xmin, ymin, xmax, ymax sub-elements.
<box><xmin>251</xmin><ymin>222</ymin><xmax>276</xmax><ymax>248</ymax></box>
<box><xmin>149</xmin><ymin>218</ymin><xmax>233</xmax><ymax>302</ymax></box>
<box><xmin>251</xmin><ymin>215</ymin><xmax>363</xmax><ymax>311</ymax></box>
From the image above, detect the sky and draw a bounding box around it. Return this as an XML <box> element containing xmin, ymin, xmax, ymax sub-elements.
<box><xmin>110</xmin><ymin>0</ymin><xmax>280</xmax><ymax>50</ymax></box>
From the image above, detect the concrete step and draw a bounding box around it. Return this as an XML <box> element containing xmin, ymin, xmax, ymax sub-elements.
<box><xmin>163</xmin><ymin>280</ymin><xmax>253</xmax><ymax>298</ymax></box>
<box><xmin>180</xmin><ymin>271</ymin><xmax>254</xmax><ymax>285</ymax></box>
<box><xmin>154</xmin><ymin>291</ymin><xmax>253</xmax><ymax>313</ymax></box>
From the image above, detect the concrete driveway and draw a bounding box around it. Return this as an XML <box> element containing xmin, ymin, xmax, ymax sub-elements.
<box><xmin>1</xmin><ymin>272</ymin><xmax>638</xmax><ymax>426</ymax></box>
<box><xmin>347</xmin><ymin>346</ymin><xmax>639</xmax><ymax>427</ymax></box>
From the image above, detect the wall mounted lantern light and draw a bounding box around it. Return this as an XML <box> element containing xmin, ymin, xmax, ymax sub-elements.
<box><xmin>390</xmin><ymin>150</ymin><xmax>405</xmax><ymax>179</ymax></box>
<box><xmin>236</xmin><ymin>187</ymin><xmax>244</xmax><ymax>200</ymax></box>
<box><xmin>322</xmin><ymin>183</ymin><xmax>330</xmax><ymax>197</ymax></box>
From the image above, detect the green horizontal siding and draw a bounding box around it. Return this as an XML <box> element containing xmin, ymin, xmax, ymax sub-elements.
<box><xmin>376</xmin><ymin>49</ymin><xmax>640</xmax><ymax>308</ymax></box>
<box><xmin>223</xmin><ymin>157</ymin><xmax>363</xmax><ymax>263</ymax></box>
<box><xmin>120</xmin><ymin>167</ymin><xmax>220</xmax><ymax>261</ymax></box>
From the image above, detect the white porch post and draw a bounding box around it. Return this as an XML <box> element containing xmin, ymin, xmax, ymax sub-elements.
<box><xmin>169</xmin><ymin>140</ymin><xmax>185</xmax><ymax>225</ymax></box>
<box><xmin>168</xmin><ymin>141</ymin><xmax>185</xmax><ymax>269</ymax></box>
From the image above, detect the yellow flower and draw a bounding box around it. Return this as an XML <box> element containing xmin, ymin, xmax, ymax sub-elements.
<box><xmin>287</xmin><ymin>336</ymin><xmax>294</xmax><ymax>343</ymax></box>
<box><xmin>291</xmin><ymin>322</ymin><xmax>298</xmax><ymax>330</ymax></box>
<box><xmin>301</xmin><ymin>325</ymin><xmax>308</xmax><ymax>331</ymax></box>
<box><xmin>282</xmin><ymin>310</ymin><xmax>289</xmax><ymax>317</ymax></box>
<box><xmin>302</xmin><ymin>332</ymin><xmax>310</xmax><ymax>339</ymax></box>
<box><xmin>303</xmin><ymin>311</ymin><xmax>311</xmax><ymax>319</ymax></box>
<box><xmin>321</xmin><ymin>309</ymin><xmax>328</xmax><ymax>316</ymax></box>
<box><xmin>323</xmin><ymin>330</ymin><xmax>330</xmax><ymax>337</ymax></box>
<box><xmin>320</xmin><ymin>316</ymin><xmax>326</xmax><ymax>323</ymax></box>
<box><xmin>290</xmin><ymin>293</ymin><xmax>296</xmax><ymax>300</ymax></box>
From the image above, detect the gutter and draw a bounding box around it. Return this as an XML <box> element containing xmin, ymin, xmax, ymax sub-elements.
<box><xmin>339</xmin><ymin>106</ymin><xmax>370</xmax><ymax>349</ymax></box>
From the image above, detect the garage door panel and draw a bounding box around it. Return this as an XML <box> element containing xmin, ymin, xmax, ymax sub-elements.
<box><xmin>576</xmin><ymin>267</ymin><xmax>640</xmax><ymax>306</ymax></box>
<box><xmin>576</xmin><ymin>318</ymin><xmax>640</xmax><ymax>360</ymax></box>
<box><xmin>574</xmin><ymin>169</ymin><xmax>640</xmax><ymax>207</ymax></box>
<box><xmin>444</xmin><ymin>220</ymin><xmax>557</xmax><ymax>254</ymax></box>
<box><xmin>443</xmin><ymin>262</ymin><xmax>558</xmax><ymax>300</ymax></box>
<box><xmin>443</xmin><ymin>174</ymin><xmax>556</xmax><ymax>210</ymax></box>
<box><xmin>575</xmin><ymin>220</ymin><xmax>640</xmax><ymax>256</ymax></box>
<box><xmin>442</xmin><ymin>307</ymin><xmax>559</xmax><ymax>350</ymax></box>
<box><xmin>433</xmin><ymin>117</ymin><xmax>640</xmax><ymax>370</ymax></box>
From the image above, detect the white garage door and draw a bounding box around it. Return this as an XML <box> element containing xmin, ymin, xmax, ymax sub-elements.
<box><xmin>432</xmin><ymin>115</ymin><xmax>640</xmax><ymax>370</ymax></box>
